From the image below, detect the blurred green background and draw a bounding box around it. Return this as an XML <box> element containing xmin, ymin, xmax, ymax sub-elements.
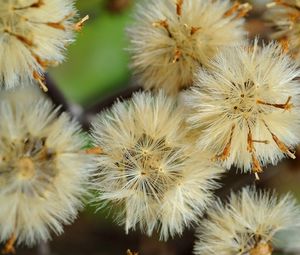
<box><xmin>49</xmin><ymin>0</ymin><xmax>134</xmax><ymax>107</ymax></box>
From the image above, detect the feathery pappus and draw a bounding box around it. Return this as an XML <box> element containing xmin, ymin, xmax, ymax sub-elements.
<box><xmin>0</xmin><ymin>89</ymin><xmax>92</xmax><ymax>247</ymax></box>
<box><xmin>127</xmin><ymin>0</ymin><xmax>251</xmax><ymax>94</ymax></box>
<box><xmin>266</xmin><ymin>0</ymin><xmax>300</xmax><ymax>62</ymax></box>
<box><xmin>194</xmin><ymin>186</ymin><xmax>300</xmax><ymax>255</ymax></box>
<box><xmin>0</xmin><ymin>0</ymin><xmax>88</xmax><ymax>91</ymax></box>
<box><xmin>181</xmin><ymin>40</ymin><xmax>300</xmax><ymax>179</ymax></box>
<box><xmin>91</xmin><ymin>91</ymin><xmax>223</xmax><ymax>240</ymax></box>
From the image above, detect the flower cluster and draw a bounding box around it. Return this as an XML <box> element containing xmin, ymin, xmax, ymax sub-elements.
<box><xmin>194</xmin><ymin>186</ymin><xmax>300</xmax><ymax>255</ymax></box>
<box><xmin>0</xmin><ymin>91</ymin><xmax>92</xmax><ymax>246</ymax></box>
<box><xmin>266</xmin><ymin>0</ymin><xmax>300</xmax><ymax>61</ymax></box>
<box><xmin>0</xmin><ymin>0</ymin><xmax>87</xmax><ymax>91</ymax></box>
<box><xmin>0</xmin><ymin>0</ymin><xmax>93</xmax><ymax>251</ymax></box>
<box><xmin>127</xmin><ymin>0</ymin><xmax>250</xmax><ymax>94</ymax></box>
<box><xmin>91</xmin><ymin>91</ymin><xmax>223</xmax><ymax>240</ymax></box>
<box><xmin>181</xmin><ymin>40</ymin><xmax>300</xmax><ymax>179</ymax></box>
<box><xmin>1</xmin><ymin>0</ymin><xmax>300</xmax><ymax>253</ymax></box>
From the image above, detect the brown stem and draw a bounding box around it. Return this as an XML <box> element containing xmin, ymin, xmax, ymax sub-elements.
<box><xmin>256</xmin><ymin>96</ymin><xmax>293</xmax><ymax>111</ymax></box>
<box><xmin>216</xmin><ymin>124</ymin><xmax>235</xmax><ymax>161</ymax></box>
<box><xmin>263</xmin><ymin>120</ymin><xmax>296</xmax><ymax>159</ymax></box>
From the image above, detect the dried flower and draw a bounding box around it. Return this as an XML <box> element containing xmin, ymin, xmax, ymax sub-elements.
<box><xmin>127</xmin><ymin>0</ymin><xmax>250</xmax><ymax>94</ymax></box>
<box><xmin>0</xmin><ymin>0</ymin><xmax>87</xmax><ymax>91</ymax></box>
<box><xmin>0</xmin><ymin>91</ymin><xmax>92</xmax><ymax>246</ymax></box>
<box><xmin>266</xmin><ymin>0</ymin><xmax>300</xmax><ymax>61</ymax></box>
<box><xmin>194</xmin><ymin>186</ymin><xmax>300</xmax><ymax>255</ymax></box>
<box><xmin>181</xmin><ymin>40</ymin><xmax>300</xmax><ymax>179</ymax></box>
<box><xmin>91</xmin><ymin>91</ymin><xmax>223</xmax><ymax>240</ymax></box>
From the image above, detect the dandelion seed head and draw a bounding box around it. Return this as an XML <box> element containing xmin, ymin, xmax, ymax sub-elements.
<box><xmin>0</xmin><ymin>92</ymin><xmax>92</xmax><ymax>246</ymax></box>
<box><xmin>91</xmin><ymin>91</ymin><xmax>223</xmax><ymax>240</ymax></box>
<box><xmin>266</xmin><ymin>0</ymin><xmax>300</xmax><ymax>62</ymax></box>
<box><xmin>182</xmin><ymin>40</ymin><xmax>300</xmax><ymax>176</ymax></box>
<box><xmin>194</xmin><ymin>186</ymin><xmax>300</xmax><ymax>255</ymax></box>
<box><xmin>127</xmin><ymin>0</ymin><xmax>249</xmax><ymax>94</ymax></box>
<box><xmin>0</xmin><ymin>0</ymin><xmax>79</xmax><ymax>90</ymax></box>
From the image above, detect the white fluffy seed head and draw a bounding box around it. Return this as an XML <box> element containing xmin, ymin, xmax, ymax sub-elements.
<box><xmin>127</xmin><ymin>0</ymin><xmax>249</xmax><ymax>94</ymax></box>
<box><xmin>91</xmin><ymin>91</ymin><xmax>223</xmax><ymax>240</ymax></box>
<box><xmin>181</xmin><ymin>40</ymin><xmax>300</xmax><ymax>177</ymax></box>
<box><xmin>0</xmin><ymin>90</ymin><xmax>92</xmax><ymax>246</ymax></box>
<box><xmin>0</xmin><ymin>0</ymin><xmax>79</xmax><ymax>90</ymax></box>
<box><xmin>194</xmin><ymin>186</ymin><xmax>300</xmax><ymax>255</ymax></box>
<box><xmin>266</xmin><ymin>0</ymin><xmax>300</xmax><ymax>62</ymax></box>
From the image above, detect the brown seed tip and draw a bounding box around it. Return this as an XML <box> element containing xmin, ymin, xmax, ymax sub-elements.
<box><xmin>191</xmin><ymin>26</ymin><xmax>201</xmax><ymax>35</ymax></box>
<box><xmin>2</xmin><ymin>234</ymin><xmax>16</xmax><ymax>255</ymax></box>
<box><xmin>252</xmin><ymin>153</ymin><xmax>263</xmax><ymax>174</ymax></box>
<box><xmin>152</xmin><ymin>19</ymin><xmax>169</xmax><ymax>29</ymax></box>
<box><xmin>250</xmin><ymin>242</ymin><xmax>273</xmax><ymax>255</ymax></box>
<box><xmin>13</xmin><ymin>0</ymin><xmax>44</xmax><ymax>10</ymax></box>
<box><xmin>4</xmin><ymin>29</ymin><xmax>34</xmax><ymax>47</ymax></box>
<box><xmin>176</xmin><ymin>0</ymin><xmax>184</xmax><ymax>16</ymax></box>
<box><xmin>217</xmin><ymin>124</ymin><xmax>235</xmax><ymax>161</ymax></box>
<box><xmin>237</xmin><ymin>3</ymin><xmax>252</xmax><ymax>18</ymax></box>
<box><xmin>74</xmin><ymin>15</ymin><xmax>89</xmax><ymax>31</ymax></box>
<box><xmin>224</xmin><ymin>2</ymin><xmax>240</xmax><ymax>17</ymax></box>
<box><xmin>256</xmin><ymin>96</ymin><xmax>293</xmax><ymax>111</ymax></box>
<box><xmin>47</xmin><ymin>22</ymin><xmax>66</xmax><ymax>31</ymax></box>
<box><xmin>224</xmin><ymin>1</ymin><xmax>252</xmax><ymax>18</ymax></box>
<box><xmin>254</xmin><ymin>172</ymin><xmax>260</xmax><ymax>181</ymax></box>
<box><xmin>85</xmin><ymin>147</ymin><xmax>103</xmax><ymax>155</ymax></box>
<box><xmin>172</xmin><ymin>49</ymin><xmax>182</xmax><ymax>63</ymax></box>
<box><xmin>33</xmin><ymin>71</ymin><xmax>48</xmax><ymax>92</ymax></box>
<box><xmin>30</xmin><ymin>0</ymin><xmax>44</xmax><ymax>8</ymax></box>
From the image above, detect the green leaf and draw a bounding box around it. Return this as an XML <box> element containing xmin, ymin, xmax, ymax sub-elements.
<box><xmin>50</xmin><ymin>1</ymin><xmax>133</xmax><ymax>105</ymax></box>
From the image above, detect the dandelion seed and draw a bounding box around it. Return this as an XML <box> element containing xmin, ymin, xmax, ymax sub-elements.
<box><xmin>0</xmin><ymin>90</ymin><xmax>92</xmax><ymax>246</ymax></box>
<box><xmin>0</xmin><ymin>0</ymin><xmax>87</xmax><ymax>90</ymax></box>
<box><xmin>127</xmin><ymin>0</ymin><xmax>250</xmax><ymax>94</ymax></box>
<box><xmin>266</xmin><ymin>0</ymin><xmax>300</xmax><ymax>61</ymax></box>
<box><xmin>194</xmin><ymin>186</ymin><xmax>300</xmax><ymax>255</ymax></box>
<box><xmin>181</xmin><ymin>40</ymin><xmax>300</xmax><ymax>178</ymax></box>
<box><xmin>91</xmin><ymin>91</ymin><xmax>223</xmax><ymax>240</ymax></box>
